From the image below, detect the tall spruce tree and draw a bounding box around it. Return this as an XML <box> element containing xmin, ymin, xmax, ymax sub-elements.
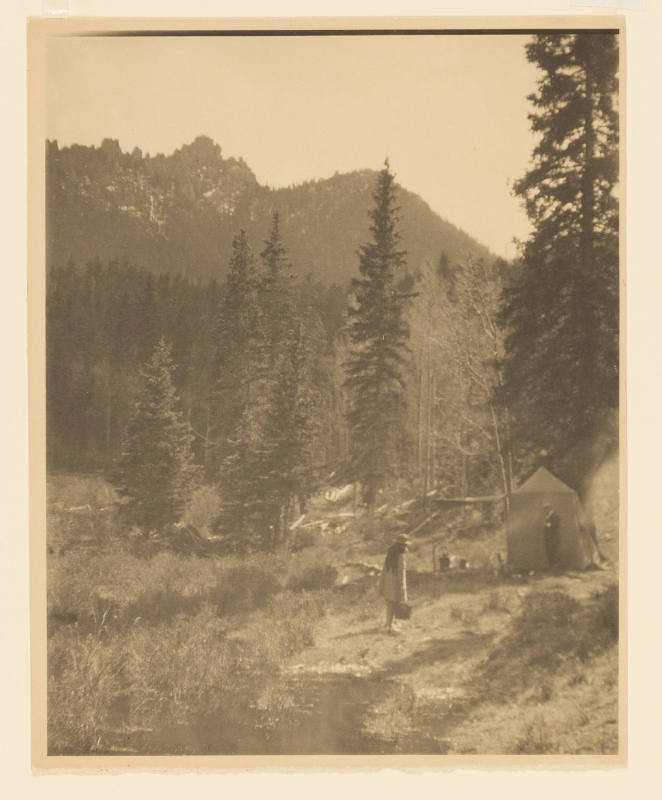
<box><xmin>344</xmin><ymin>160</ymin><xmax>411</xmax><ymax>509</ymax></box>
<box><xmin>213</xmin><ymin>231</ymin><xmax>266</xmax><ymax>545</ymax></box>
<box><xmin>499</xmin><ymin>32</ymin><xmax>619</xmax><ymax>482</ymax></box>
<box><xmin>210</xmin><ymin>229</ymin><xmax>260</xmax><ymax>476</ymax></box>
<box><xmin>215</xmin><ymin>218</ymin><xmax>310</xmax><ymax>550</ymax></box>
<box><xmin>254</xmin><ymin>215</ymin><xmax>309</xmax><ymax>547</ymax></box>
<box><xmin>117</xmin><ymin>338</ymin><xmax>200</xmax><ymax>532</ymax></box>
<box><xmin>259</xmin><ymin>213</ymin><xmax>296</xmax><ymax>370</ymax></box>
<box><xmin>256</xmin><ymin>320</ymin><xmax>314</xmax><ymax>548</ymax></box>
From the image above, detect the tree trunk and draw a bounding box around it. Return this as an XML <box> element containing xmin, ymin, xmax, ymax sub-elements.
<box><xmin>580</xmin><ymin>43</ymin><xmax>598</xmax><ymax>417</ymax></box>
<box><xmin>279</xmin><ymin>503</ymin><xmax>290</xmax><ymax>550</ymax></box>
<box><xmin>430</xmin><ymin>371</ymin><xmax>436</xmax><ymax>493</ymax></box>
<box><xmin>488</xmin><ymin>399</ymin><xmax>510</xmax><ymax>513</ymax></box>
<box><xmin>104</xmin><ymin>363</ymin><xmax>112</xmax><ymax>468</ymax></box>
<box><xmin>416</xmin><ymin>349</ymin><xmax>424</xmax><ymax>484</ymax></box>
<box><xmin>203</xmin><ymin>402</ymin><xmax>211</xmax><ymax>473</ymax></box>
<box><xmin>423</xmin><ymin>335</ymin><xmax>432</xmax><ymax>506</ymax></box>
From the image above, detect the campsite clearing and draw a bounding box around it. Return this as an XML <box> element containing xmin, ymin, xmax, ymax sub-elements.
<box><xmin>47</xmin><ymin>456</ymin><xmax>619</xmax><ymax>755</ymax></box>
<box><xmin>282</xmin><ymin>555</ymin><xmax>618</xmax><ymax>754</ymax></box>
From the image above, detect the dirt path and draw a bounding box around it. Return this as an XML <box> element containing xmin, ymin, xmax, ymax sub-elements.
<box><xmin>285</xmin><ymin>563</ymin><xmax>618</xmax><ymax>751</ymax></box>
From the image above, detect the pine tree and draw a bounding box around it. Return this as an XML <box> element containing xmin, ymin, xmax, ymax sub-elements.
<box><xmin>499</xmin><ymin>32</ymin><xmax>619</xmax><ymax>481</ymax></box>
<box><xmin>259</xmin><ymin>213</ymin><xmax>296</xmax><ymax>369</ymax></box>
<box><xmin>215</xmin><ymin>219</ymin><xmax>307</xmax><ymax>550</ymax></box>
<box><xmin>256</xmin><ymin>320</ymin><xmax>314</xmax><ymax>548</ymax></box>
<box><xmin>216</xmin><ymin>413</ymin><xmax>268</xmax><ymax>550</ymax></box>
<box><xmin>212</xmin><ymin>231</ymin><xmax>266</xmax><ymax>546</ymax></box>
<box><xmin>252</xmin><ymin>216</ymin><xmax>309</xmax><ymax>547</ymax></box>
<box><xmin>117</xmin><ymin>338</ymin><xmax>201</xmax><ymax>532</ymax></box>
<box><xmin>135</xmin><ymin>273</ymin><xmax>161</xmax><ymax>362</ymax></box>
<box><xmin>210</xmin><ymin>230</ymin><xmax>260</xmax><ymax>476</ymax></box>
<box><xmin>344</xmin><ymin>160</ymin><xmax>411</xmax><ymax>509</ymax></box>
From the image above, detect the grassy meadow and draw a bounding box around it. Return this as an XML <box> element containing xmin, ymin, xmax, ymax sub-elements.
<box><xmin>46</xmin><ymin>470</ymin><xmax>619</xmax><ymax>756</ymax></box>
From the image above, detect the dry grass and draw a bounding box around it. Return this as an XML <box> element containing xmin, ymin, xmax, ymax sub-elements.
<box><xmin>440</xmin><ymin>585</ymin><xmax>619</xmax><ymax>753</ymax></box>
<box><xmin>46</xmin><ymin>475</ymin><xmax>347</xmax><ymax>754</ymax></box>
<box><xmin>475</xmin><ymin>586</ymin><xmax>618</xmax><ymax>702</ymax></box>
<box><xmin>448</xmin><ymin>647</ymin><xmax>618</xmax><ymax>754</ymax></box>
<box><xmin>46</xmin><ymin>473</ymin><xmax>620</xmax><ymax>756</ymax></box>
<box><xmin>354</xmin><ymin>583</ymin><xmax>619</xmax><ymax>755</ymax></box>
<box><xmin>361</xmin><ymin>684</ymin><xmax>417</xmax><ymax>746</ymax></box>
<box><xmin>48</xmin><ymin>589</ymin><xmax>332</xmax><ymax>754</ymax></box>
<box><xmin>449</xmin><ymin>604</ymin><xmax>481</xmax><ymax>631</ymax></box>
<box><xmin>47</xmin><ymin>472</ymin><xmax>119</xmax><ymax>509</ymax></box>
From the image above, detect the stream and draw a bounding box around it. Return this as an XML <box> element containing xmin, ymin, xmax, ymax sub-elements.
<box><xmin>106</xmin><ymin>672</ymin><xmax>449</xmax><ymax>755</ymax></box>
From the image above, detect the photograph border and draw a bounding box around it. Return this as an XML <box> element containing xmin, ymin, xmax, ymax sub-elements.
<box><xmin>28</xmin><ymin>14</ymin><xmax>627</xmax><ymax>771</ymax></box>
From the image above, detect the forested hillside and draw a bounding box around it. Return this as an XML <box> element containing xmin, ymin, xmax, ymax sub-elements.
<box><xmin>46</xmin><ymin>139</ymin><xmax>508</xmax><ymax>523</ymax></box>
<box><xmin>46</xmin><ymin>259</ymin><xmax>346</xmax><ymax>476</ymax></box>
<box><xmin>46</xmin><ymin>221</ymin><xmax>510</xmax><ymax>529</ymax></box>
<box><xmin>46</xmin><ymin>136</ymin><xmax>491</xmax><ymax>285</ymax></box>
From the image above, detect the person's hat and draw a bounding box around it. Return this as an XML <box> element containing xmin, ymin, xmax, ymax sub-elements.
<box><xmin>397</xmin><ymin>534</ymin><xmax>410</xmax><ymax>544</ymax></box>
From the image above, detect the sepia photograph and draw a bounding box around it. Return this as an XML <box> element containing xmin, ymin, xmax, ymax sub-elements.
<box><xmin>29</xmin><ymin>16</ymin><xmax>624</xmax><ymax>766</ymax></box>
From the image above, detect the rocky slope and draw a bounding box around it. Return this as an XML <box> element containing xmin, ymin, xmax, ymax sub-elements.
<box><xmin>46</xmin><ymin>136</ymin><xmax>493</xmax><ymax>284</ymax></box>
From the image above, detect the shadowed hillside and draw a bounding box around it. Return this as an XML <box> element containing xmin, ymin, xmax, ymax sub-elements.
<box><xmin>47</xmin><ymin>137</ymin><xmax>492</xmax><ymax>284</ymax></box>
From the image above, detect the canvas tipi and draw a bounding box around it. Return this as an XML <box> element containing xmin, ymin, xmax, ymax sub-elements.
<box><xmin>506</xmin><ymin>467</ymin><xmax>600</xmax><ymax>571</ymax></box>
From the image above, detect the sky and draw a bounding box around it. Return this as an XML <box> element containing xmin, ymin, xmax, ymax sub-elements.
<box><xmin>46</xmin><ymin>33</ymin><xmax>540</xmax><ymax>257</ymax></box>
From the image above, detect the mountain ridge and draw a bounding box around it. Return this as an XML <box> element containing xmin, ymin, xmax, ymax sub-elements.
<box><xmin>46</xmin><ymin>136</ymin><xmax>493</xmax><ymax>284</ymax></box>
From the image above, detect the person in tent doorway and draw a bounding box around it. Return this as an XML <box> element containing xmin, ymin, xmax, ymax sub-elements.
<box><xmin>380</xmin><ymin>533</ymin><xmax>409</xmax><ymax>634</ymax></box>
<box><xmin>543</xmin><ymin>503</ymin><xmax>561</xmax><ymax>571</ymax></box>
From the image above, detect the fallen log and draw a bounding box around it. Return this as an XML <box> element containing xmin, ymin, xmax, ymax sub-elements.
<box><xmin>407</xmin><ymin>511</ymin><xmax>441</xmax><ymax>538</ymax></box>
<box><xmin>289</xmin><ymin>514</ymin><xmax>306</xmax><ymax>531</ymax></box>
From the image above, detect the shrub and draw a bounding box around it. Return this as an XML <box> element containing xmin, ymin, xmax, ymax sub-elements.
<box><xmin>511</xmin><ymin>590</ymin><xmax>584</xmax><ymax>661</ymax></box>
<box><xmin>515</xmin><ymin>586</ymin><xmax>617</xmax><ymax>660</ymax></box>
<box><xmin>477</xmin><ymin>586</ymin><xmax>620</xmax><ymax>702</ymax></box>
<box><xmin>290</xmin><ymin>528</ymin><xmax>317</xmax><ymax>552</ymax></box>
<box><xmin>287</xmin><ymin>564</ymin><xmax>338</xmax><ymax>592</ymax></box>
<box><xmin>47</xmin><ymin>473</ymin><xmax>119</xmax><ymax>510</ymax></box>
<box><xmin>48</xmin><ymin>547</ymin><xmax>290</xmax><ymax>634</ymax></box>
<box><xmin>47</xmin><ymin>474</ymin><xmax>124</xmax><ymax>555</ymax></box>
<box><xmin>123</xmin><ymin>606</ymin><xmax>236</xmax><ymax>722</ymax></box>
<box><xmin>47</xmin><ymin>506</ymin><xmax>123</xmax><ymax>555</ymax></box>
<box><xmin>232</xmin><ymin>590</ymin><xmax>330</xmax><ymax>669</ymax></box>
<box><xmin>208</xmin><ymin>562</ymin><xmax>283</xmax><ymax>615</ymax></box>
<box><xmin>591</xmin><ymin>584</ymin><xmax>619</xmax><ymax>642</ymax></box>
<box><xmin>516</xmin><ymin>591</ymin><xmax>581</xmax><ymax>639</ymax></box>
<box><xmin>183</xmin><ymin>484</ymin><xmax>222</xmax><ymax>533</ymax></box>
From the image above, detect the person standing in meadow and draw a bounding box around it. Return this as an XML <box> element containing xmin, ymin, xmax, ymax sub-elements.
<box><xmin>379</xmin><ymin>534</ymin><xmax>409</xmax><ymax>633</ymax></box>
<box><xmin>543</xmin><ymin>504</ymin><xmax>561</xmax><ymax>570</ymax></box>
